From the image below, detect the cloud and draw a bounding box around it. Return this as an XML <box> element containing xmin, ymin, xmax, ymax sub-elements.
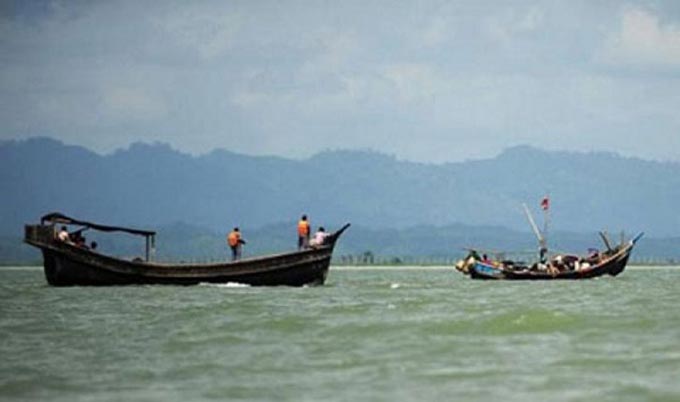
<box><xmin>421</xmin><ymin>16</ymin><xmax>453</xmax><ymax>48</ymax></box>
<box><xmin>382</xmin><ymin>63</ymin><xmax>439</xmax><ymax>103</ymax></box>
<box><xmin>600</xmin><ymin>7</ymin><xmax>680</xmax><ymax>68</ymax></box>
<box><xmin>152</xmin><ymin>6</ymin><xmax>241</xmax><ymax>61</ymax></box>
<box><xmin>483</xmin><ymin>6</ymin><xmax>545</xmax><ymax>44</ymax></box>
<box><xmin>101</xmin><ymin>87</ymin><xmax>167</xmax><ymax>121</ymax></box>
<box><xmin>1</xmin><ymin>1</ymin><xmax>680</xmax><ymax>162</ymax></box>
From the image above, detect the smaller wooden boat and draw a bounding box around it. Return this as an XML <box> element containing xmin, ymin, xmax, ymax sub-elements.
<box><xmin>25</xmin><ymin>213</ymin><xmax>350</xmax><ymax>287</ymax></box>
<box><xmin>456</xmin><ymin>233</ymin><xmax>642</xmax><ymax>280</ymax></box>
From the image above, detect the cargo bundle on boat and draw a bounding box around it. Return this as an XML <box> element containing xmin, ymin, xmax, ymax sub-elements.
<box><xmin>24</xmin><ymin>213</ymin><xmax>350</xmax><ymax>287</ymax></box>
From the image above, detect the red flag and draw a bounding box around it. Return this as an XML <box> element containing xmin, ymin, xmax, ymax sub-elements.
<box><xmin>540</xmin><ymin>196</ymin><xmax>549</xmax><ymax>211</ymax></box>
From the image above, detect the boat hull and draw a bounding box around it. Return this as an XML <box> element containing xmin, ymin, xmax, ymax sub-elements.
<box><xmin>40</xmin><ymin>246</ymin><xmax>332</xmax><ymax>287</ymax></box>
<box><xmin>468</xmin><ymin>242</ymin><xmax>635</xmax><ymax>280</ymax></box>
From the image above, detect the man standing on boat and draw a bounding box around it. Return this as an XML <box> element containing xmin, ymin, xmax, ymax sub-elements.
<box><xmin>227</xmin><ymin>227</ymin><xmax>246</xmax><ymax>261</ymax></box>
<box><xmin>298</xmin><ymin>215</ymin><xmax>310</xmax><ymax>250</ymax></box>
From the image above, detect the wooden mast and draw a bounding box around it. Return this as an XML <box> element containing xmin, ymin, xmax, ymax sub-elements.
<box><xmin>523</xmin><ymin>203</ymin><xmax>547</xmax><ymax>262</ymax></box>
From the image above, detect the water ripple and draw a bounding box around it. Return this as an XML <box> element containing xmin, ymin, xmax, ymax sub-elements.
<box><xmin>1</xmin><ymin>267</ymin><xmax>680</xmax><ymax>401</ymax></box>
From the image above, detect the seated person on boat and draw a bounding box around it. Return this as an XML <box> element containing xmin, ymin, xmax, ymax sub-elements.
<box><xmin>310</xmin><ymin>227</ymin><xmax>329</xmax><ymax>248</ymax></box>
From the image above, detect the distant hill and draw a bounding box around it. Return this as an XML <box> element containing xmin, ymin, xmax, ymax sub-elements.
<box><xmin>2</xmin><ymin>137</ymin><xmax>680</xmax><ymax>239</ymax></box>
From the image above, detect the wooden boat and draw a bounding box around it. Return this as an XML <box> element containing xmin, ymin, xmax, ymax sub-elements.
<box><xmin>457</xmin><ymin>233</ymin><xmax>642</xmax><ymax>280</ymax></box>
<box><xmin>24</xmin><ymin>213</ymin><xmax>350</xmax><ymax>287</ymax></box>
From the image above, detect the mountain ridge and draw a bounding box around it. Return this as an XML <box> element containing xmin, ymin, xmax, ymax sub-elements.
<box><xmin>2</xmin><ymin>137</ymin><xmax>679</xmax><ymax>237</ymax></box>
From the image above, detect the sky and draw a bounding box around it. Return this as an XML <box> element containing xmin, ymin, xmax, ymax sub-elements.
<box><xmin>1</xmin><ymin>0</ymin><xmax>680</xmax><ymax>163</ymax></box>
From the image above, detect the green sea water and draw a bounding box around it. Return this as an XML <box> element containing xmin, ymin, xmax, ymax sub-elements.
<box><xmin>1</xmin><ymin>266</ymin><xmax>679</xmax><ymax>402</ymax></box>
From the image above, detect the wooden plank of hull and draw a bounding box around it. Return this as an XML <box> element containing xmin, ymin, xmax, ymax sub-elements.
<box><xmin>468</xmin><ymin>262</ymin><xmax>505</xmax><ymax>280</ymax></box>
<box><xmin>39</xmin><ymin>243</ymin><xmax>334</xmax><ymax>286</ymax></box>
<box><xmin>608</xmin><ymin>252</ymin><xmax>630</xmax><ymax>277</ymax></box>
<box><xmin>41</xmin><ymin>245</ymin><xmax>333</xmax><ymax>286</ymax></box>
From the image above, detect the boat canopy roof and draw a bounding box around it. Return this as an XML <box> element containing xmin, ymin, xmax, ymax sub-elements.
<box><xmin>41</xmin><ymin>212</ymin><xmax>156</xmax><ymax>237</ymax></box>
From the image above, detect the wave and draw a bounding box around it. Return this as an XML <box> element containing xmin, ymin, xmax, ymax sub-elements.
<box><xmin>198</xmin><ymin>282</ymin><xmax>250</xmax><ymax>288</ymax></box>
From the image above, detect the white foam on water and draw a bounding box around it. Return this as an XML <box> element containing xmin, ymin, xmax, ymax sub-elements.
<box><xmin>199</xmin><ymin>282</ymin><xmax>250</xmax><ymax>288</ymax></box>
<box><xmin>390</xmin><ymin>283</ymin><xmax>400</xmax><ymax>289</ymax></box>
<box><xmin>0</xmin><ymin>266</ymin><xmax>43</xmax><ymax>270</ymax></box>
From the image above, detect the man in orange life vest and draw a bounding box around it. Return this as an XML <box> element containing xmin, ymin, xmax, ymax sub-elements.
<box><xmin>227</xmin><ymin>227</ymin><xmax>246</xmax><ymax>261</ymax></box>
<box><xmin>298</xmin><ymin>215</ymin><xmax>310</xmax><ymax>250</ymax></box>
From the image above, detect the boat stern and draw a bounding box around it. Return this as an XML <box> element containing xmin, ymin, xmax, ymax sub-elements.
<box><xmin>469</xmin><ymin>262</ymin><xmax>505</xmax><ymax>279</ymax></box>
<box><xmin>24</xmin><ymin>224</ymin><xmax>55</xmax><ymax>248</ymax></box>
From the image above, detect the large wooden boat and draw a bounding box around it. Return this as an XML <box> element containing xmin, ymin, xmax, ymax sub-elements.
<box><xmin>24</xmin><ymin>213</ymin><xmax>350</xmax><ymax>287</ymax></box>
<box><xmin>457</xmin><ymin>233</ymin><xmax>642</xmax><ymax>280</ymax></box>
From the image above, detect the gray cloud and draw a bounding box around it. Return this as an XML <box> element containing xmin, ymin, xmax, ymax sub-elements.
<box><xmin>1</xmin><ymin>0</ymin><xmax>680</xmax><ymax>162</ymax></box>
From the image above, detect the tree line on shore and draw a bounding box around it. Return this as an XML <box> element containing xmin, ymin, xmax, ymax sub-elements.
<box><xmin>2</xmin><ymin>222</ymin><xmax>679</xmax><ymax>266</ymax></box>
